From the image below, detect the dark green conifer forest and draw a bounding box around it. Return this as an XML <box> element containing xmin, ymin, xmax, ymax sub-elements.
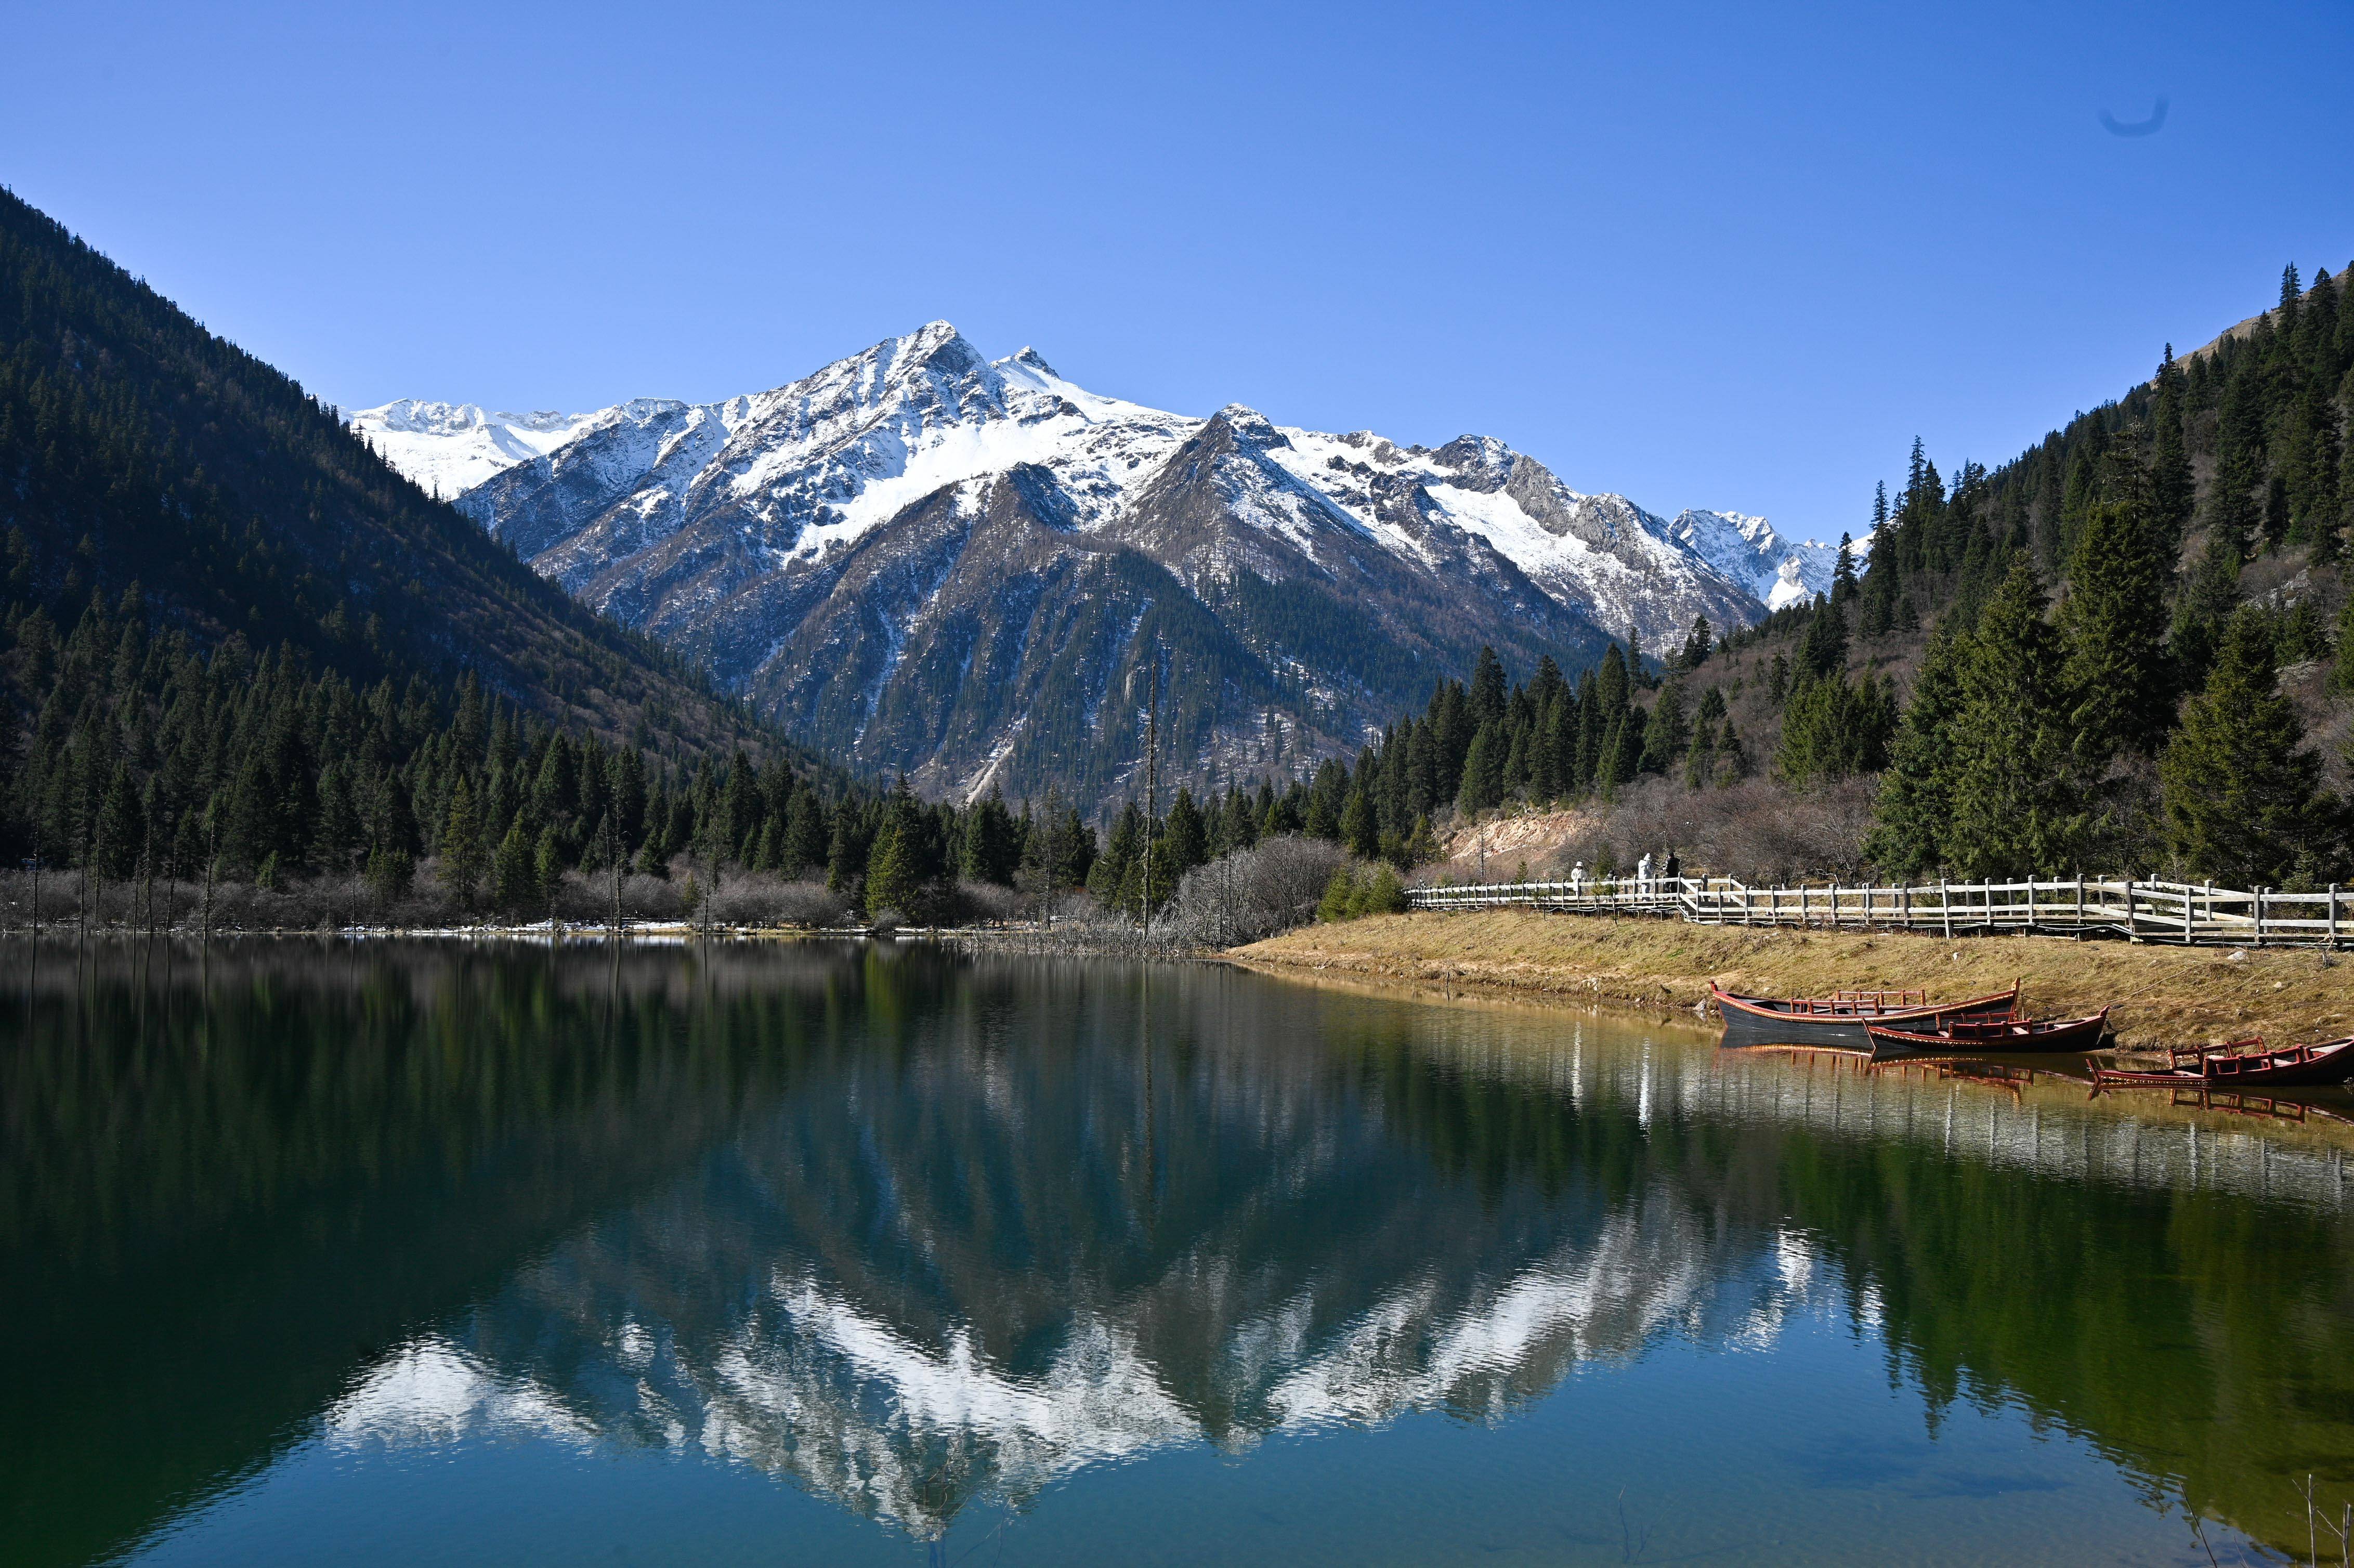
<box><xmin>1348</xmin><ymin>262</ymin><xmax>2354</xmax><ymax>890</ymax></box>
<box><xmin>0</xmin><ymin>184</ymin><xmax>884</xmax><ymax>918</ymax></box>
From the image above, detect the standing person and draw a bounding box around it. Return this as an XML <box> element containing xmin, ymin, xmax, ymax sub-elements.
<box><xmin>1570</xmin><ymin>860</ymin><xmax>1585</xmax><ymax>899</ymax></box>
<box><xmin>1637</xmin><ymin>851</ymin><xmax>1653</xmax><ymax>891</ymax></box>
<box><xmin>1664</xmin><ymin>848</ymin><xmax>1681</xmax><ymax>885</ymax></box>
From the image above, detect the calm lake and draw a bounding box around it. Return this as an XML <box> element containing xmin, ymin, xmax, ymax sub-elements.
<box><xmin>7</xmin><ymin>938</ymin><xmax>2353</xmax><ymax>1566</ymax></box>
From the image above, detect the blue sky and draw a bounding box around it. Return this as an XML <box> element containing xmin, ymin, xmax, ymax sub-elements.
<box><xmin>6</xmin><ymin>1</ymin><xmax>2350</xmax><ymax>542</ymax></box>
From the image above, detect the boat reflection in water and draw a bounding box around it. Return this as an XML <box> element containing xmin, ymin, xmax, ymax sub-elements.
<box><xmin>9</xmin><ymin>940</ymin><xmax>2354</xmax><ymax>1566</ymax></box>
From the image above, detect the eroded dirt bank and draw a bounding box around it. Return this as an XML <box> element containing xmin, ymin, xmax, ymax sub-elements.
<box><xmin>1231</xmin><ymin>910</ymin><xmax>2353</xmax><ymax>1049</ymax></box>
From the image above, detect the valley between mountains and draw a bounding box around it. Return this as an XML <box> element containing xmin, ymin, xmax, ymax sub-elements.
<box><xmin>356</xmin><ymin>324</ymin><xmax>1852</xmax><ymax>808</ymax></box>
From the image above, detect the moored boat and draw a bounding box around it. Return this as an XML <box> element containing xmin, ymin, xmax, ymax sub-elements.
<box><xmin>1711</xmin><ymin>982</ymin><xmax>2021</xmax><ymax>1050</ymax></box>
<box><xmin>2093</xmin><ymin>1036</ymin><xmax>2354</xmax><ymax>1090</ymax></box>
<box><xmin>1866</xmin><ymin>1008</ymin><xmax>2111</xmax><ymax>1055</ymax></box>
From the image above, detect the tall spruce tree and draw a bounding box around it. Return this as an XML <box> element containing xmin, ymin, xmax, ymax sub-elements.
<box><xmin>2060</xmin><ymin>498</ymin><xmax>2173</xmax><ymax>763</ymax></box>
<box><xmin>2159</xmin><ymin>610</ymin><xmax>2328</xmax><ymax>884</ymax></box>
<box><xmin>438</xmin><ymin>776</ymin><xmax>487</xmax><ymax>906</ymax></box>
<box><xmin>2167</xmin><ymin>533</ymin><xmax>2243</xmax><ymax>689</ymax></box>
<box><xmin>1796</xmin><ymin>595</ymin><xmax>1848</xmax><ymax>681</ymax></box>
<box><xmin>2149</xmin><ymin>345</ymin><xmax>2194</xmax><ymax>552</ymax></box>
<box><xmin>1936</xmin><ymin>561</ymin><xmax>2093</xmax><ymax>876</ymax></box>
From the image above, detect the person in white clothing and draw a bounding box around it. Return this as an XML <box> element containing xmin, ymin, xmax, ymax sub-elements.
<box><xmin>1637</xmin><ymin>852</ymin><xmax>1653</xmax><ymax>891</ymax></box>
<box><xmin>1570</xmin><ymin>861</ymin><xmax>1585</xmax><ymax>898</ymax></box>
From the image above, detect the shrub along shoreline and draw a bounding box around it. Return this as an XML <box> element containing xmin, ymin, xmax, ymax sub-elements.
<box><xmin>1230</xmin><ymin>908</ymin><xmax>2352</xmax><ymax>1050</ymax></box>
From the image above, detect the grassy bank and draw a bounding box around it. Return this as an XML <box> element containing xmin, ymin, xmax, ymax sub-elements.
<box><xmin>1231</xmin><ymin>909</ymin><xmax>2353</xmax><ymax>1049</ymax></box>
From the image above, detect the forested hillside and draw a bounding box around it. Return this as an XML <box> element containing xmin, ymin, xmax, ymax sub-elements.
<box><xmin>0</xmin><ymin>187</ymin><xmax>845</xmax><ymax>906</ymax></box>
<box><xmin>0</xmin><ymin>187</ymin><xmax>765</xmax><ymax>753</ymax></box>
<box><xmin>1342</xmin><ymin>262</ymin><xmax>2354</xmax><ymax>890</ymax></box>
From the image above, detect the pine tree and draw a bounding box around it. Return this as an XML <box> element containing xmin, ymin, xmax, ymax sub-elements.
<box><xmin>93</xmin><ymin>759</ymin><xmax>142</xmax><ymax>878</ymax></box>
<box><xmin>784</xmin><ymin>789</ymin><xmax>830</xmax><ymax>875</ymax></box>
<box><xmin>1939</xmin><ymin>561</ymin><xmax>2094</xmax><ymax>876</ymax></box>
<box><xmin>2211</xmin><ymin>359</ymin><xmax>2268</xmax><ymax>552</ymax></box>
<box><xmin>1317</xmin><ymin>865</ymin><xmax>1361</xmax><ymax>923</ymax></box>
<box><xmin>1796</xmin><ymin>596</ymin><xmax>1849</xmax><ymax>682</ymax></box>
<box><xmin>1712</xmin><ymin>717</ymin><xmax>1749</xmax><ymax>785</ymax></box>
<box><xmin>2061</xmin><ymin>498</ymin><xmax>2173</xmax><ymax>763</ymax></box>
<box><xmin>492</xmin><ymin>820</ymin><xmax>539</xmax><ymax>913</ymax></box>
<box><xmin>960</xmin><ymin>787</ymin><xmax>1020</xmax><ymax>885</ymax></box>
<box><xmin>1639</xmin><ymin>681</ymin><xmax>1690</xmax><ymax>774</ymax></box>
<box><xmin>1340</xmin><ymin>786</ymin><xmax>1378</xmax><ymax>858</ymax></box>
<box><xmin>365</xmin><ymin>842</ymin><xmax>414</xmax><ymax>905</ymax></box>
<box><xmin>864</xmin><ymin>816</ymin><xmax>918</xmax><ymax>918</ymax></box>
<box><xmin>1467</xmin><ymin>646</ymin><xmax>1508</xmax><ymax>730</ymax></box>
<box><xmin>1773</xmin><ymin>672</ymin><xmax>1895</xmax><ymax>787</ymax></box>
<box><xmin>1455</xmin><ymin>726</ymin><xmax>1503</xmax><ymax>813</ymax></box>
<box><xmin>825</xmin><ymin>808</ymin><xmax>862</xmax><ymax>897</ymax></box>
<box><xmin>438</xmin><ymin>776</ymin><xmax>487</xmax><ymax>906</ymax></box>
<box><xmin>2167</xmin><ymin>533</ymin><xmax>2243</xmax><ymax>690</ymax></box>
<box><xmin>1302</xmin><ymin>783</ymin><xmax>1341</xmax><ymax>840</ymax></box>
<box><xmin>2150</xmin><ymin>345</ymin><xmax>2194</xmax><ymax>551</ymax></box>
<box><xmin>2160</xmin><ymin>610</ymin><xmax>2327</xmax><ymax>884</ymax></box>
<box><xmin>1166</xmin><ymin>786</ymin><xmax>1209</xmax><ymax>875</ymax></box>
<box><xmin>1868</xmin><ymin>596</ymin><xmax>1968</xmax><ymax>879</ymax></box>
<box><xmin>1677</xmin><ymin>615</ymin><xmax>1712</xmax><ymax>671</ymax></box>
<box><xmin>533</xmin><ymin>824</ymin><xmax>565</xmax><ymax>913</ymax></box>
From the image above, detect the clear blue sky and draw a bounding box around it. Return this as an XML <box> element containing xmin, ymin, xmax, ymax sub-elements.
<box><xmin>7</xmin><ymin>2</ymin><xmax>2350</xmax><ymax>543</ymax></box>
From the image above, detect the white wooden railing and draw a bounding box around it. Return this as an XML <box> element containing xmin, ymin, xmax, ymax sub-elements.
<box><xmin>1408</xmin><ymin>875</ymin><xmax>2351</xmax><ymax>947</ymax></box>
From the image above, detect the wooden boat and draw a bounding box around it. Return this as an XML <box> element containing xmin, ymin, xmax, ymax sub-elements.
<box><xmin>2093</xmin><ymin>1036</ymin><xmax>2354</xmax><ymax>1090</ymax></box>
<box><xmin>1711</xmin><ymin>982</ymin><xmax>2020</xmax><ymax>1050</ymax></box>
<box><xmin>1866</xmin><ymin>1008</ymin><xmax>2111</xmax><ymax>1054</ymax></box>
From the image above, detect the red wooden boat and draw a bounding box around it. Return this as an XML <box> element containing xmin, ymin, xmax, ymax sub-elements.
<box><xmin>2093</xmin><ymin>1036</ymin><xmax>2354</xmax><ymax>1090</ymax></box>
<box><xmin>1866</xmin><ymin>1008</ymin><xmax>2111</xmax><ymax>1055</ymax></box>
<box><xmin>1711</xmin><ymin>982</ymin><xmax>2020</xmax><ymax>1050</ymax></box>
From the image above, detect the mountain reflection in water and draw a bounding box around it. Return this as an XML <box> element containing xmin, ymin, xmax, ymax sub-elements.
<box><xmin>300</xmin><ymin>950</ymin><xmax>1819</xmax><ymax>1539</ymax></box>
<box><xmin>6</xmin><ymin>938</ymin><xmax>2353</xmax><ymax>1566</ymax></box>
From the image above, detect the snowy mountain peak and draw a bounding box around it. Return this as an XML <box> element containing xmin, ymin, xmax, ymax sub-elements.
<box><xmin>1427</xmin><ymin>434</ymin><xmax>1516</xmax><ymax>491</ymax></box>
<box><xmin>893</xmin><ymin>319</ymin><xmax>986</xmax><ymax>377</ymax></box>
<box><xmin>347</xmin><ymin>399</ymin><xmax>609</xmax><ymax>498</ymax></box>
<box><xmin>1667</xmin><ymin>507</ymin><xmax>1866</xmax><ymax>612</ymax></box>
<box><xmin>358</xmin><ymin>325</ymin><xmax>1859</xmax><ymax>803</ymax></box>
<box><xmin>1208</xmin><ymin>404</ymin><xmax>1289</xmax><ymax>449</ymax></box>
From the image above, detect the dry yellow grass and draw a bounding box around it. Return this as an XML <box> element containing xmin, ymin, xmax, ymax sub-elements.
<box><xmin>1231</xmin><ymin>909</ymin><xmax>2354</xmax><ymax>1049</ymax></box>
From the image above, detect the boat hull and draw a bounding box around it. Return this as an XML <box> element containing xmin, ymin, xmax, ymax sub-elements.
<box><xmin>1719</xmin><ymin>1009</ymin><xmax>1876</xmax><ymax>1050</ymax></box>
<box><xmin>1867</xmin><ymin>1010</ymin><xmax>2110</xmax><ymax>1055</ymax></box>
<box><xmin>2095</xmin><ymin>1036</ymin><xmax>2354</xmax><ymax>1090</ymax></box>
<box><xmin>1712</xmin><ymin>984</ymin><xmax>2019</xmax><ymax>1051</ymax></box>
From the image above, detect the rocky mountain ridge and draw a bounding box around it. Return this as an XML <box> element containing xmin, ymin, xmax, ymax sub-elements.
<box><xmin>352</xmin><ymin>324</ymin><xmax>1850</xmax><ymax>804</ymax></box>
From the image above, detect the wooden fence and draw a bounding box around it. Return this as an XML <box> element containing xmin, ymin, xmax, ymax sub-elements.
<box><xmin>1407</xmin><ymin>874</ymin><xmax>2352</xmax><ymax>948</ymax></box>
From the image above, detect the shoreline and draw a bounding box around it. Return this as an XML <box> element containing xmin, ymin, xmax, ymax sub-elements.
<box><xmin>1230</xmin><ymin>909</ymin><xmax>2354</xmax><ymax>1050</ymax></box>
<box><xmin>16</xmin><ymin>914</ymin><xmax>2349</xmax><ymax>1052</ymax></box>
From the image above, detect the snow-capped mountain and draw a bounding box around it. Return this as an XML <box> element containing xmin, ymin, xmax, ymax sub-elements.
<box><xmin>349</xmin><ymin>399</ymin><xmax>610</xmax><ymax>500</ymax></box>
<box><xmin>353</xmin><ymin>324</ymin><xmax>1846</xmax><ymax>804</ymax></box>
<box><xmin>1667</xmin><ymin>507</ymin><xmax>1861</xmax><ymax>612</ymax></box>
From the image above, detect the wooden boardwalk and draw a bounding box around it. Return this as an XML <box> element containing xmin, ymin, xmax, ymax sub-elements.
<box><xmin>1408</xmin><ymin>874</ymin><xmax>2352</xmax><ymax>948</ymax></box>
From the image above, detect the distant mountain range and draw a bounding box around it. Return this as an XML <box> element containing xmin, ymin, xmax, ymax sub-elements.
<box><xmin>356</xmin><ymin>324</ymin><xmax>1853</xmax><ymax>805</ymax></box>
